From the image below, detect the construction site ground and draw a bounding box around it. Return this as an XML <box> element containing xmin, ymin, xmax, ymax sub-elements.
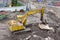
<box><xmin>0</xmin><ymin>11</ymin><xmax>60</xmax><ymax>40</ymax></box>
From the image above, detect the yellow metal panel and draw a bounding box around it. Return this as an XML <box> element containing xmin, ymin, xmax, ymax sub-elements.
<box><xmin>9</xmin><ymin>25</ymin><xmax>24</xmax><ymax>32</ymax></box>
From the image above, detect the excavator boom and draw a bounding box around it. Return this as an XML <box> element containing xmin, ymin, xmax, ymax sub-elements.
<box><xmin>17</xmin><ymin>7</ymin><xmax>45</xmax><ymax>25</ymax></box>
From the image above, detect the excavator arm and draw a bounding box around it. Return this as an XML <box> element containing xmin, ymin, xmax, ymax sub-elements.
<box><xmin>17</xmin><ymin>7</ymin><xmax>45</xmax><ymax>25</ymax></box>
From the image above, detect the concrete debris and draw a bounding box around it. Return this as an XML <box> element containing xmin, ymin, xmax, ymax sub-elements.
<box><xmin>26</xmin><ymin>14</ymin><xmax>41</xmax><ymax>24</ymax></box>
<box><xmin>47</xmin><ymin>11</ymin><xmax>60</xmax><ymax>24</ymax></box>
<box><xmin>38</xmin><ymin>24</ymin><xmax>54</xmax><ymax>32</ymax></box>
<box><xmin>45</xmin><ymin>36</ymin><xmax>54</xmax><ymax>40</ymax></box>
<box><xmin>25</xmin><ymin>35</ymin><xmax>44</xmax><ymax>40</ymax></box>
<box><xmin>25</xmin><ymin>36</ymin><xmax>31</xmax><ymax>40</ymax></box>
<box><xmin>0</xmin><ymin>9</ymin><xmax>60</xmax><ymax>40</ymax></box>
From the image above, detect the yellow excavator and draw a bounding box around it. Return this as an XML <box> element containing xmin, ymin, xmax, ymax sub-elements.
<box><xmin>8</xmin><ymin>7</ymin><xmax>45</xmax><ymax>32</ymax></box>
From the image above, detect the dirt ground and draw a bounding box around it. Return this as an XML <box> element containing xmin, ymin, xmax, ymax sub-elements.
<box><xmin>0</xmin><ymin>11</ymin><xmax>60</xmax><ymax>40</ymax></box>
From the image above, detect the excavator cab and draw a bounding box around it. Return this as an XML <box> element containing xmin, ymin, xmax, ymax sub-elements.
<box><xmin>8</xmin><ymin>20</ymin><xmax>25</xmax><ymax>32</ymax></box>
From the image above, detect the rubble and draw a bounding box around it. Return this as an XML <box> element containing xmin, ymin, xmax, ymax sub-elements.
<box><xmin>0</xmin><ymin>10</ymin><xmax>60</xmax><ymax>40</ymax></box>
